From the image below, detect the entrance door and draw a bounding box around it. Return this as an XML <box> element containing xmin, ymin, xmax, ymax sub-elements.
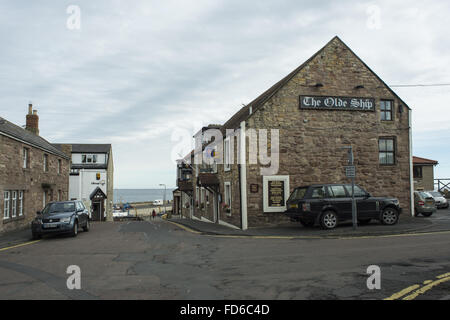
<box><xmin>92</xmin><ymin>202</ymin><xmax>101</xmax><ymax>221</ymax></box>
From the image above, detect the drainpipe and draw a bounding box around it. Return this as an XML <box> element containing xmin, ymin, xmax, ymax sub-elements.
<box><xmin>409</xmin><ymin>109</ymin><xmax>414</xmax><ymax>216</ymax></box>
<box><xmin>240</xmin><ymin>121</ymin><xmax>248</xmax><ymax>230</ymax></box>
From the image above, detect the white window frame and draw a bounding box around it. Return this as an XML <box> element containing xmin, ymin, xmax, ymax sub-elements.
<box><xmin>18</xmin><ymin>191</ymin><xmax>23</xmax><ymax>216</ymax></box>
<box><xmin>11</xmin><ymin>191</ymin><xmax>17</xmax><ymax>218</ymax></box>
<box><xmin>82</xmin><ymin>154</ymin><xmax>98</xmax><ymax>164</ymax></box>
<box><xmin>224</xmin><ymin>181</ymin><xmax>232</xmax><ymax>216</ymax></box>
<box><xmin>23</xmin><ymin>147</ymin><xmax>29</xmax><ymax>169</ymax></box>
<box><xmin>3</xmin><ymin>191</ymin><xmax>10</xmax><ymax>219</ymax></box>
<box><xmin>262</xmin><ymin>175</ymin><xmax>290</xmax><ymax>213</ymax></box>
<box><xmin>224</xmin><ymin>137</ymin><xmax>231</xmax><ymax>172</ymax></box>
<box><xmin>43</xmin><ymin>191</ymin><xmax>47</xmax><ymax>208</ymax></box>
<box><xmin>43</xmin><ymin>154</ymin><xmax>48</xmax><ymax>172</ymax></box>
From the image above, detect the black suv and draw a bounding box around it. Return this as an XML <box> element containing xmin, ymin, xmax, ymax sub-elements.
<box><xmin>285</xmin><ymin>184</ymin><xmax>402</xmax><ymax>229</ymax></box>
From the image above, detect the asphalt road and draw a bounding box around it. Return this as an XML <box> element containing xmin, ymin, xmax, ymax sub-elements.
<box><xmin>0</xmin><ymin>209</ymin><xmax>449</xmax><ymax>300</ymax></box>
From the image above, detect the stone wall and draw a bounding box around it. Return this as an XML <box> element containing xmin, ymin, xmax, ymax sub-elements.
<box><xmin>244</xmin><ymin>37</ymin><xmax>411</xmax><ymax>226</ymax></box>
<box><xmin>0</xmin><ymin>135</ymin><xmax>70</xmax><ymax>233</ymax></box>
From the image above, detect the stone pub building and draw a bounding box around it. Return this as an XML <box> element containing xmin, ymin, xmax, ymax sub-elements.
<box><xmin>0</xmin><ymin>105</ymin><xmax>70</xmax><ymax>233</ymax></box>
<box><xmin>175</xmin><ymin>36</ymin><xmax>412</xmax><ymax>229</ymax></box>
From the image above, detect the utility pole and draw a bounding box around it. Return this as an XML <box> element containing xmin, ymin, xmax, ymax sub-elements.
<box><xmin>341</xmin><ymin>146</ymin><xmax>357</xmax><ymax>230</ymax></box>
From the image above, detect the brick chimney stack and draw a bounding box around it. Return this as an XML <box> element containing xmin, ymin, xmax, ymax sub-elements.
<box><xmin>25</xmin><ymin>103</ymin><xmax>39</xmax><ymax>135</ymax></box>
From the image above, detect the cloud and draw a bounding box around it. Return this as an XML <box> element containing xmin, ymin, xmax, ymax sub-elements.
<box><xmin>1</xmin><ymin>0</ymin><xmax>449</xmax><ymax>187</ymax></box>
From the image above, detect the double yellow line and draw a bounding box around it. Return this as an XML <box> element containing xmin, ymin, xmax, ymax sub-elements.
<box><xmin>385</xmin><ymin>272</ymin><xmax>450</xmax><ymax>300</ymax></box>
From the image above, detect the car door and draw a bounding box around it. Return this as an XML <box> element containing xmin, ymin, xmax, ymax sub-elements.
<box><xmin>326</xmin><ymin>185</ymin><xmax>352</xmax><ymax>221</ymax></box>
<box><xmin>345</xmin><ymin>185</ymin><xmax>377</xmax><ymax>219</ymax></box>
<box><xmin>76</xmin><ymin>201</ymin><xmax>86</xmax><ymax>226</ymax></box>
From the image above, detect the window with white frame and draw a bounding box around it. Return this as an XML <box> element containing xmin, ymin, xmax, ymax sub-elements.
<box><xmin>11</xmin><ymin>191</ymin><xmax>17</xmax><ymax>218</ymax></box>
<box><xmin>23</xmin><ymin>147</ymin><xmax>29</xmax><ymax>169</ymax></box>
<box><xmin>224</xmin><ymin>182</ymin><xmax>232</xmax><ymax>216</ymax></box>
<box><xmin>224</xmin><ymin>137</ymin><xmax>231</xmax><ymax>171</ymax></box>
<box><xmin>3</xmin><ymin>191</ymin><xmax>10</xmax><ymax>219</ymax></box>
<box><xmin>43</xmin><ymin>154</ymin><xmax>48</xmax><ymax>172</ymax></box>
<box><xmin>82</xmin><ymin>154</ymin><xmax>97</xmax><ymax>164</ymax></box>
<box><xmin>18</xmin><ymin>191</ymin><xmax>23</xmax><ymax>216</ymax></box>
<box><xmin>43</xmin><ymin>191</ymin><xmax>47</xmax><ymax>208</ymax></box>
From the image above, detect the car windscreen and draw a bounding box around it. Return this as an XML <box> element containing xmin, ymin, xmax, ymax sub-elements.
<box><xmin>429</xmin><ymin>191</ymin><xmax>443</xmax><ymax>197</ymax></box>
<box><xmin>418</xmin><ymin>192</ymin><xmax>433</xmax><ymax>199</ymax></box>
<box><xmin>43</xmin><ymin>202</ymin><xmax>76</xmax><ymax>214</ymax></box>
<box><xmin>288</xmin><ymin>187</ymin><xmax>308</xmax><ymax>201</ymax></box>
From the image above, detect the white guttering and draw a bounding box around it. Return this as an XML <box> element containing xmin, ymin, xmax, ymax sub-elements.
<box><xmin>240</xmin><ymin>121</ymin><xmax>248</xmax><ymax>230</ymax></box>
<box><xmin>409</xmin><ymin>109</ymin><xmax>414</xmax><ymax>216</ymax></box>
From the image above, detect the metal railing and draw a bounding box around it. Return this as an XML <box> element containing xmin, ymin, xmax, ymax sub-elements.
<box><xmin>434</xmin><ymin>179</ymin><xmax>450</xmax><ymax>195</ymax></box>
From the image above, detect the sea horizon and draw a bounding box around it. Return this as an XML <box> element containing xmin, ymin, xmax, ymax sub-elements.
<box><xmin>114</xmin><ymin>188</ymin><xmax>176</xmax><ymax>204</ymax></box>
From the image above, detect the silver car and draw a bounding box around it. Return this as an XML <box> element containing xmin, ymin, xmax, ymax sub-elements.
<box><xmin>414</xmin><ymin>191</ymin><xmax>436</xmax><ymax>217</ymax></box>
<box><xmin>426</xmin><ymin>191</ymin><xmax>449</xmax><ymax>209</ymax></box>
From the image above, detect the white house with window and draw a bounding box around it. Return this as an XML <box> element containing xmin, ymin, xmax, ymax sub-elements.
<box><xmin>55</xmin><ymin>144</ymin><xmax>114</xmax><ymax>222</ymax></box>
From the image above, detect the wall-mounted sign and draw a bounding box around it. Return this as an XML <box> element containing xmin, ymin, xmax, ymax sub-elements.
<box><xmin>300</xmin><ymin>95</ymin><xmax>375</xmax><ymax>111</ymax></box>
<box><xmin>263</xmin><ymin>176</ymin><xmax>290</xmax><ymax>213</ymax></box>
<box><xmin>268</xmin><ymin>181</ymin><xmax>285</xmax><ymax>207</ymax></box>
<box><xmin>250</xmin><ymin>184</ymin><xmax>259</xmax><ymax>193</ymax></box>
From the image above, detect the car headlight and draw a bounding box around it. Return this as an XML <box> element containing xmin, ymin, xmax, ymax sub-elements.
<box><xmin>60</xmin><ymin>217</ymin><xmax>72</xmax><ymax>223</ymax></box>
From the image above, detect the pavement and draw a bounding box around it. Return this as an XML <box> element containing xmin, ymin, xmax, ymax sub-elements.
<box><xmin>168</xmin><ymin>208</ymin><xmax>450</xmax><ymax>238</ymax></box>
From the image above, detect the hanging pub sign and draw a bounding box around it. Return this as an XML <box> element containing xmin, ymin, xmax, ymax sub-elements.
<box><xmin>300</xmin><ymin>95</ymin><xmax>375</xmax><ymax>111</ymax></box>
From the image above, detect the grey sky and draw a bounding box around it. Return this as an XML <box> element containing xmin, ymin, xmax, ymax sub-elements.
<box><xmin>1</xmin><ymin>0</ymin><xmax>449</xmax><ymax>188</ymax></box>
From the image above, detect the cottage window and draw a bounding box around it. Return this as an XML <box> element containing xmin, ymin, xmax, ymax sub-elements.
<box><xmin>379</xmin><ymin>138</ymin><xmax>395</xmax><ymax>165</ymax></box>
<box><xmin>58</xmin><ymin>159</ymin><xmax>62</xmax><ymax>174</ymax></box>
<box><xmin>23</xmin><ymin>147</ymin><xmax>29</xmax><ymax>168</ymax></box>
<box><xmin>18</xmin><ymin>191</ymin><xmax>23</xmax><ymax>216</ymax></box>
<box><xmin>3</xmin><ymin>191</ymin><xmax>10</xmax><ymax>219</ymax></box>
<box><xmin>380</xmin><ymin>100</ymin><xmax>393</xmax><ymax>121</ymax></box>
<box><xmin>11</xmin><ymin>191</ymin><xmax>17</xmax><ymax>218</ymax></box>
<box><xmin>43</xmin><ymin>154</ymin><xmax>48</xmax><ymax>172</ymax></box>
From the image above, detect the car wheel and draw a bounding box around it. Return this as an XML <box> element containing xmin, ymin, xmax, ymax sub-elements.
<box><xmin>83</xmin><ymin>220</ymin><xmax>90</xmax><ymax>232</ymax></box>
<box><xmin>421</xmin><ymin>212</ymin><xmax>433</xmax><ymax>217</ymax></box>
<box><xmin>320</xmin><ymin>211</ymin><xmax>338</xmax><ymax>229</ymax></box>
<box><xmin>299</xmin><ymin>219</ymin><xmax>315</xmax><ymax>227</ymax></box>
<box><xmin>71</xmin><ymin>221</ymin><xmax>78</xmax><ymax>237</ymax></box>
<box><xmin>358</xmin><ymin>218</ymin><xmax>371</xmax><ymax>225</ymax></box>
<box><xmin>381</xmin><ymin>207</ymin><xmax>399</xmax><ymax>225</ymax></box>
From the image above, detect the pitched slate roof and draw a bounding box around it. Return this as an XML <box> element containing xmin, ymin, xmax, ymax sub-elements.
<box><xmin>413</xmin><ymin>156</ymin><xmax>438</xmax><ymax>165</ymax></box>
<box><xmin>54</xmin><ymin>144</ymin><xmax>111</xmax><ymax>154</ymax></box>
<box><xmin>222</xmin><ymin>36</ymin><xmax>411</xmax><ymax>131</ymax></box>
<box><xmin>0</xmin><ymin>116</ymin><xmax>70</xmax><ymax>159</ymax></box>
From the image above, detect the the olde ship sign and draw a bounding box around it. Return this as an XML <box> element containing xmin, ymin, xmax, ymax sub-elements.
<box><xmin>300</xmin><ymin>95</ymin><xmax>375</xmax><ymax>111</ymax></box>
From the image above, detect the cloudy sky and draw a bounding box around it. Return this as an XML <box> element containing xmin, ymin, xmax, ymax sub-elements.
<box><xmin>1</xmin><ymin>0</ymin><xmax>449</xmax><ymax>188</ymax></box>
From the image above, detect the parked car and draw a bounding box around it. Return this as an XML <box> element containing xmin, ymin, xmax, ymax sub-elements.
<box><xmin>425</xmin><ymin>191</ymin><xmax>449</xmax><ymax>209</ymax></box>
<box><xmin>153</xmin><ymin>199</ymin><xmax>163</xmax><ymax>206</ymax></box>
<box><xmin>285</xmin><ymin>184</ymin><xmax>402</xmax><ymax>229</ymax></box>
<box><xmin>31</xmin><ymin>201</ymin><xmax>90</xmax><ymax>239</ymax></box>
<box><xmin>414</xmin><ymin>191</ymin><xmax>436</xmax><ymax>217</ymax></box>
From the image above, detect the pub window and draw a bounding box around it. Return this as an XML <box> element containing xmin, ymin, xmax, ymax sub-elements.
<box><xmin>379</xmin><ymin>138</ymin><xmax>395</xmax><ymax>165</ymax></box>
<box><xmin>413</xmin><ymin>166</ymin><xmax>423</xmax><ymax>179</ymax></box>
<box><xmin>3</xmin><ymin>191</ymin><xmax>10</xmax><ymax>219</ymax></box>
<box><xmin>82</xmin><ymin>154</ymin><xmax>98</xmax><ymax>164</ymax></box>
<box><xmin>380</xmin><ymin>100</ymin><xmax>393</xmax><ymax>121</ymax></box>
<box><xmin>43</xmin><ymin>154</ymin><xmax>49</xmax><ymax>172</ymax></box>
<box><xmin>224</xmin><ymin>137</ymin><xmax>231</xmax><ymax>171</ymax></box>
<box><xmin>224</xmin><ymin>182</ymin><xmax>232</xmax><ymax>216</ymax></box>
<box><xmin>23</xmin><ymin>147</ymin><xmax>29</xmax><ymax>169</ymax></box>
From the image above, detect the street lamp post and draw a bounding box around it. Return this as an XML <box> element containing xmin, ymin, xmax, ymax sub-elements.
<box><xmin>159</xmin><ymin>184</ymin><xmax>166</xmax><ymax>215</ymax></box>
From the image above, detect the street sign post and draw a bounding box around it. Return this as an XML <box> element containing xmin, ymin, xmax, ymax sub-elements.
<box><xmin>341</xmin><ymin>147</ymin><xmax>357</xmax><ymax>230</ymax></box>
